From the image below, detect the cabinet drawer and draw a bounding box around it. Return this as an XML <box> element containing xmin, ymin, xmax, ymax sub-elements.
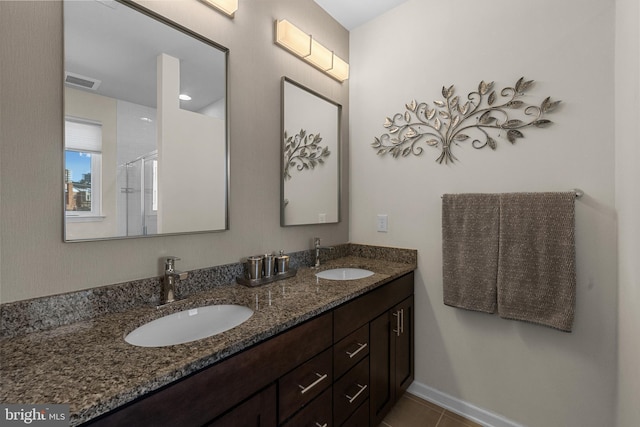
<box><xmin>206</xmin><ymin>384</ymin><xmax>276</xmax><ymax>427</ymax></box>
<box><xmin>279</xmin><ymin>347</ymin><xmax>333</xmax><ymax>423</ymax></box>
<box><xmin>334</xmin><ymin>272</ymin><xmax>414</xmax><ymax>341</ymax></box>
<box><xmin>333</xmin><ymin>357</ymin><xmax>369</xmax><ymax>427</ymax></box>
<box><xmin>281</xmin><ymin>387</ymin><xmax>332</xmax><ymax>427</ymax></box>
<box><xmin>341</xmin><ymin>399</ymin><xmax>369</xmax><ymax>427</ymax></box>
<box><xmin>334</xmin><ymin>323</ymin><xmax>369</xmax><ymax>379</ymax></box>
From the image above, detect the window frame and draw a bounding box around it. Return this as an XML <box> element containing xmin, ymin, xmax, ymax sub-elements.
<box><xmin>64</xmin><ymin>117</ymin><xmax>104</xmax><ymax>222</ymax></box>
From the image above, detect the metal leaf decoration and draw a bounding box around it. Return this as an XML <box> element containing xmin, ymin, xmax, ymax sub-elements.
<box><xmin>283</xmin><ymin>129</ymin><xmax>331</xmax><ymax>180</ymax></box>
<box><xmin>371</xmin><ymin>77</ymin><xmax>561</xmax><ymax>164</ymax></box>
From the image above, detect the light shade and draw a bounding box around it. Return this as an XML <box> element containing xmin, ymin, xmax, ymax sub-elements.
<box><xmin>306</xmin><ymin>39</ymin><xmax>334</xmax><ymax>70</ymax></box>
<box><xmin>327</xmin><ymin>54</ymin><xmax>349</xmax><ymax>82</ymax></box>
<box><xmin>200</xmin><ymin>0</ymin><xmax>237</xmax><ymax>17</ymax></box>
<box><xmin>275</xmin><ymin>19</ymin><xmax>349</xmax><ymax>82</ymax></box>
<box><xmin>276</xmin><ymin>20</ymin><xmax>311</xmax><ymax>57</ymax></box>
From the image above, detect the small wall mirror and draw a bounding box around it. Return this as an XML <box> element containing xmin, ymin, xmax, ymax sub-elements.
<box><xmin>63</xmin><ymin>0</ymin><xmax>228</xmax><ymax>241</ymax></box>
<box><xmin>281</xmin><ymin>77</ymin><xmax>341</xmax><ymax>226</ymax></box>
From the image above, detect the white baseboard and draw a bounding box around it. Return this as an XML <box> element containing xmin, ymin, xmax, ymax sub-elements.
<box><xmin>407</xmin><ymin>381</ymin><xmax>526</xmax><ymax>427</ymax></box>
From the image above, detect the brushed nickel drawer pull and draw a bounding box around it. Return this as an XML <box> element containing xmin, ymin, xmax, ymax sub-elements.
<box><xmin>400</xmin><ymin>308</ymin><xmax>404</xmax><ymax>334</ymax></box>
<box><xmin>345</xmin><ymin>383</ymin><xmax>367</xmax><ymax>404</ymax></box>
<box><xmin>315</xmin><ymin>423</ymin><xmax>328</xmax><ymax>427</ymax></box>
<box><xmin>298</xmin><ymin>372</ymin><xmax>328</xmax><ymax>395</ymax></box>
<box><xmin>345</xmin><ymin>342</ymin><xmax>368</xmax><ymax>359</ymax></box>
<box><xmin>393</xmin><ymin>311</ymin><xmax>401</xmax><ymax>336</ymax></box>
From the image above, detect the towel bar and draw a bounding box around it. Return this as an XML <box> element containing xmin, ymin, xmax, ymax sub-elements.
<box><xmin>441</xmin><ymin>189</ymin><xmax>584</xmax><ymax>199</ymax></box>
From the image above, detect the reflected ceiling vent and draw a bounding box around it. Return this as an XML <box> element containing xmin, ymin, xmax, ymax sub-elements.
<box><xmin>64</xmin><ymin>72</ymin><xmax>101</xmax><ymax>90</ymax></box>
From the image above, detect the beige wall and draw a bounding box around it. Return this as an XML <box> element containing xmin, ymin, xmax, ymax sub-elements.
<box><xmin>615</xmin><ymin>0</ymin><xmax>640</xmax><ymax>425</ymax></box>
<box><xmin>350</xmin><ymin>0</ymin><xmax>617</xmax><ymax>426</ymax></box>
<box><xmin>0</xmin><ymin>0</ymin><xmax>349</xmax><ymax>303</ymax></box>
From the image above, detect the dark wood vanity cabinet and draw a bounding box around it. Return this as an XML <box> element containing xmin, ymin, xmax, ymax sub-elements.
<box><xmin>334</xmin><ymin>272</ymin><xmax>414</xmax><ymax>427</ymax></box>
<box><xmin>369</xmin><ymin>296</ymin><xmax>414</xmax><ymax>426</ymax></box>
<box><xmin>83</xmin><ymin>272</ymin><xmax>414</xmax><ymax>427</ymax></box>
<box><xmin>392</xmin><ymin>297</ymin><xmax>415</xmax><ymax>395</ymax></box>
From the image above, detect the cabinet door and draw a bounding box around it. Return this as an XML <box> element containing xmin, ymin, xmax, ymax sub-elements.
<box><xmin>393</xmin><ymin>296</ymin><xmax>414</xmax><ymax>396</ymax></box>
<box><xmin>207</xmin><ymin>384</ymin><xmax>276</xmax><ymax>427</ymax></box>
<box><xmin>369</xmin><ymin>295</ymin><xmax>415</xmax><ymax>427</ymax></box>
<box><xmin>369</xmin><ymin>311</ymin><xmax>392</xmax><ymax>426</ymax></box>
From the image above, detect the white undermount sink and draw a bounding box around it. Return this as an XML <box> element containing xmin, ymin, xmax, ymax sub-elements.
<box><xmin>315</xmin><ymin>268</ymin><xmax>374</xmax><ymax>281</ymax></box>
<box><xmin>125</xmin><ymin>304</ymin><xmax>253</xmax><ymax>347</ymax></box>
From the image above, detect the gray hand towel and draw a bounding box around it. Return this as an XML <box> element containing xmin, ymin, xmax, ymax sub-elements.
<box><xmin>497</xmin><ymin>192</ymin><xmax>576</xmax><ymax>332</ymax></box>
<box><xmin>442</xmin><ymin>193</ymin><xmax>500</xmax><ymax>313</ymax></box>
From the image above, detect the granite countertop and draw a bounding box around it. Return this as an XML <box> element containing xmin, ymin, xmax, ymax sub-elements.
<box><xmin>0</xmin><ymin>256</ymin><xmax>415</xmax><ymax>425</ymax></box>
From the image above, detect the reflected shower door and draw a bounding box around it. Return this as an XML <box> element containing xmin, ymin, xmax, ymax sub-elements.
<box><xmin>123</xmin><ymin>151</ymin><xmax>157</xmax><ymax>236</ymax></box>
<box><xmin>143</xmin><ymin>154</ymin><xmax>158</xmax><ymax>235</ymax></box>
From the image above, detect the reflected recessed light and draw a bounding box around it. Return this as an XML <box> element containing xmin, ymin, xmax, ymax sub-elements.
<box><xmin>140</xmin><ymin>117</ymin><xmax>153</xmax><ymax>123</ymax></box>
<box><xmin>179</xmin><ymin>94</ymin><xmax>192</xmax><ymax>101</ymax></box>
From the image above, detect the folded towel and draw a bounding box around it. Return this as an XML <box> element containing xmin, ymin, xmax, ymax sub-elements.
<box><xmin>497</xmin><ymin>192</ymin><xmax>576</xmax><ymax>331</ymax></box>
<box><xmin>442</xmin><ymin>193</ymin><xmax>500</xmax><ymax>313</ymax></box>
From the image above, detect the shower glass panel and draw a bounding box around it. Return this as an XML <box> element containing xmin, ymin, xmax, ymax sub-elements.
<box><xmin>120</xmin><ymin>151</ymin><xmax>157</xmax><ymax>236</ymax></box>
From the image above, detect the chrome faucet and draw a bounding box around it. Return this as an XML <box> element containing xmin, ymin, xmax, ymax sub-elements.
<box><xmin>162</xmin><ymin>256</ymin><xmax>188</xmax><ymax>304</ymax></box>
<box><xmin>314</xmin><ymin>237</ymin><xmax>335</xmax><ymax>268</ymax></box>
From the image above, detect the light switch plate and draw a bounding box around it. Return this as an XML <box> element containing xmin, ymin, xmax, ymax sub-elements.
<box><xmin>377</xmin><ymin>214</ymin><xmax>388</xmax><ymax>232</ymax></box>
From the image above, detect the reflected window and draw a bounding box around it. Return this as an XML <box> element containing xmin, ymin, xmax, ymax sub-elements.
<box><xmin>65</xmin><ymin>119</ymin><xmax>102</xmax><ymax>219</ymax></box>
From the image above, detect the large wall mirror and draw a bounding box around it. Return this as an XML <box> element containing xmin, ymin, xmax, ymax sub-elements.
<box><xmin>63</xmin><ymin>0</ymin><xmax>228</xmax><ymax>241</ymax></box>
<box><xmin>281</xmin><ymin>78</ymin><xmax>341</xmax><ymax>226</ymax></box>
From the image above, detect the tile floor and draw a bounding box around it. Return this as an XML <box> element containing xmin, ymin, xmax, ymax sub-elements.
<box><xmin>380</xmin><ymin>393</ymin><xmax>483</xmax><ymax>427</ymax></box>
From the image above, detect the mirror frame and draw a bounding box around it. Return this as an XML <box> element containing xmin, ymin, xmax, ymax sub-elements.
<box><xmin>280</xmin><ymin>77</ymin><xmax>341</xmax><ymax>227</ymax></box>
<box><xmin>62</xmin><ymin>0</ymin><xmax>230</xmax><ymax>242</ymax></box>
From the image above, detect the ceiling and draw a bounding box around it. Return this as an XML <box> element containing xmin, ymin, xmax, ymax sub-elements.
<box><xmin>64</xmin><ymin>0</ymin><xmax>226</xmax><ymax>112</ymax></box>
<box><xmin>312</xmin><ymin>0</ymin><xmax>409</xmax><ymax>30</ymax></box>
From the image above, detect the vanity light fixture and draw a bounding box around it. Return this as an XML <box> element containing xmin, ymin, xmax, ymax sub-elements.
<box><xmin>275</xmin><ymin>19</ymin><xmax>349</xmax><ymax>82</ymax></box>
<box><xmin>200</xmin><ymin>0</ymin><xmax>237</xmax><ymax>18</ymax></box>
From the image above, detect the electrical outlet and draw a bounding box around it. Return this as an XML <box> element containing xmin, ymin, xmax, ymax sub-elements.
<box><xmin>377</xmin><ymin>214</ymin><xmax>388</xmax><ymax>232</ymax></box>
<box><xmin>318</xmin><ymin>213</ymin><xmax>326</xmax><ymax>223</ymax></box>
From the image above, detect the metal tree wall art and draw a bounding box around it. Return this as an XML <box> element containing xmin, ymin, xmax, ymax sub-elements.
<box><xmin>283</xmin><ymin>129</ymin><xmax>331</xmax><ymax>180</ymax></box>
<box><xmin>372</xmin><ymin>77</ymin><xmax>561</xmax><ymax>164</ymax></box>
